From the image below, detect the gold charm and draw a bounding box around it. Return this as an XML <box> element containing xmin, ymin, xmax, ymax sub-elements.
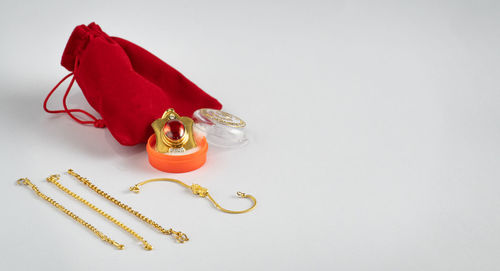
<box><xmin>151</xmin><ymin>108</ymin><xmax>197</xmax><ymax>153</ymax></box>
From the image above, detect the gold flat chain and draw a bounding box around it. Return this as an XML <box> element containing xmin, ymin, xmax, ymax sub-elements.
<box><xmin>46</xmin><ymin>174</ymin><xmax>153</xmax><ymax>250</ymax></box>
<box><xmin>67</xmin><ymin>169</ymin><xmax>189</xmax><ymax>243</ymax></box>
<box><xmin>17</xmin><ymin>178</ymin><xmax>124</xmax><ymax>250</ymax></box>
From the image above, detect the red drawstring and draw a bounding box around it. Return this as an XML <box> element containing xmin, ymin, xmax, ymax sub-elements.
<box><xmin>43</xmin><ymin>72</ymin><xmax>106</xmax><ymax>128</ymax></box>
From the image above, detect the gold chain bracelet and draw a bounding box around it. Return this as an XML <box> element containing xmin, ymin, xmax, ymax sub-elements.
<box><xmin>67</xmin><ymin>169</ymin><xmax>189</xmax><ymax>243</ymax></box>
<box><xmin>130</xmin><ymin>178</ymin><xmax>257</xmax><ymax>214</ymax></box>
<box><xmin>46</xmin><ymin>174</ymin><xmax>153</xmax><ymax>250</ymax></box>
<box><xmin>17</xmin><ymin>178</ymin><xmax>124</xmax><ymax>250</ymax></box>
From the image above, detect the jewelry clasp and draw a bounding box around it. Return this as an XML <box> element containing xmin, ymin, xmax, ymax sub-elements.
<box><xmin>172</xmin><ymin>230</ymin><xmax>189</xmax><ymax>243</ymax></box>
<box><xmin>17</xmin><ymin>178</ymin><xmax>34</xmax><ymax>188</ymax></box>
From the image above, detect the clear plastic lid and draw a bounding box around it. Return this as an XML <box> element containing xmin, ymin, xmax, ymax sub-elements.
<box><xmin>192</xmin><ymin>108</ymin><xmax>248</xmax><ymax>148</ymax></box>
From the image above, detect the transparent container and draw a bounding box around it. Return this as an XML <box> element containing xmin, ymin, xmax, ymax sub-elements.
<box><xmin>192</xmin><ymin>108</ymin><xmax>248</xmax><ymax>148</ymax></box>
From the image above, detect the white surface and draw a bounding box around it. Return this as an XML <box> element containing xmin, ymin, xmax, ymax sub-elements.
<box><xmin>1</xmin><ymin>0</ymin><xmax>500</xmax><ymax>270</ymax></box>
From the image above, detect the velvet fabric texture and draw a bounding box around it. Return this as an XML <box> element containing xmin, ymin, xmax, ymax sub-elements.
<box><xmin>52</xmin><ymin>22</ymin><xmax>222</xmax><ymax>146</ymax></box>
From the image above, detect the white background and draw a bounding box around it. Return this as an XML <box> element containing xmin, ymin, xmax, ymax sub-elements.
<box><xmin>1</xmin><ymin>0</ymin><xmax>499</xmax><ymax>270</ymax></box>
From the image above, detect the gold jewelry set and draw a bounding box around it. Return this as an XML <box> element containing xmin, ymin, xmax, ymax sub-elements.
<box><xmin>17</xmin><ymin>169</ymin><xmax>256</xmax><ymax>250</ymax></box>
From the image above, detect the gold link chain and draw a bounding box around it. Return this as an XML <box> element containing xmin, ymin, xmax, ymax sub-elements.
<box><xmin>17</xmin><ymin>178</ymin><xmax>124</xmax><ymax>250</ymax></box>
<box><xmin>67</xmin><ymin>169</ymin><xmax>189</xmax><ymax>243</ymax></box>
<box><xmin>46</xmin><ymin>174</ymin><xmax>153</xmax><ymax>250</ymax></box>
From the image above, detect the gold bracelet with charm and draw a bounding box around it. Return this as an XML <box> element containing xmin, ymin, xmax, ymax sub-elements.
<box><xmin>67</xmin><ymin>169</ymin><xmax>189</xmax><ymax>243</ymax></box>
<box><xmin>17</xmin><ymin>178</ymin><xmax>125</xmax><ymax>250</ymax></box>
<box><xmin>129</xmin><ymin>178</ymin><xmax>257</xmax><ymax>214</ymax></box>
<box><xmin>46</xmin><ymin>174</ymin><xmax>153</xmax><ymax>250</ymax></box>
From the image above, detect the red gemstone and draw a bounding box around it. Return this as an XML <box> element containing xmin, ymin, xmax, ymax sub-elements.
<box><xmin>163</xmin><ymin>119</ymin><xmax>185</xmax><ymax>140</ymax></box>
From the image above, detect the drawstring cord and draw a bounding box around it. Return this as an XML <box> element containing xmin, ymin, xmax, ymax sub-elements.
<box><xmin>43</xmin><ymin>58</ymin><xmax>105</xmax><ymax>128</ymax></box>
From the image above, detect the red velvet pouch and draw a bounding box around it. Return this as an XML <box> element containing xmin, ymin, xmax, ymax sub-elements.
<box><xmin>44</xmin><ymin>22</ymin><xmax>222</xmax><ymax>146</ymax></box>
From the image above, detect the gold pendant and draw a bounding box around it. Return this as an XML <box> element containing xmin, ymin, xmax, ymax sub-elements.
<box><xmin>151</xmin><ymin>108</ymin><xmax>197</xmax><ymax>153</ymax></box>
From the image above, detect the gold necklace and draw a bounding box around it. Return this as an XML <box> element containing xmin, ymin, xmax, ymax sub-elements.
<box><xmin>17</xmin><ymin>178</ymin><xmax>125</xmax><ymax>250</ymax></box>
<box><xmin>67</xmin><ymin>169</ymin><xmax>189</xmax><ymax>243</ymax></box>
<box><xmin>46</xmin><ymin>174</ymin><xmax>153</xmax><ymax>250</ymax></box>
